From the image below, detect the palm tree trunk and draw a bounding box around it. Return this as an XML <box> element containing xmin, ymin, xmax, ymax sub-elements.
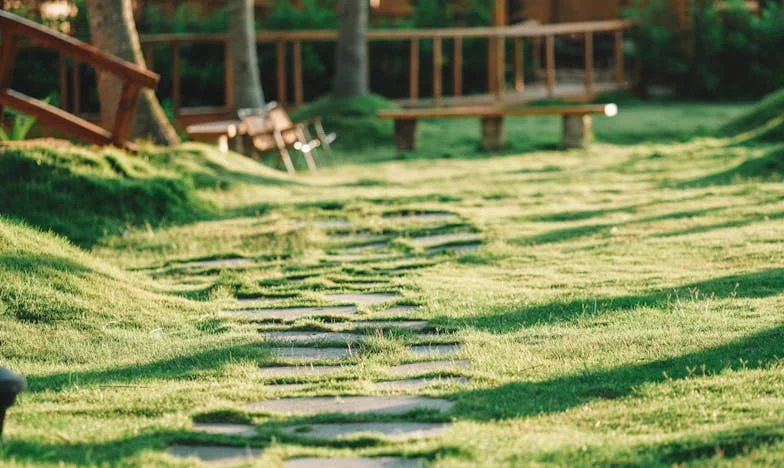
<box><xmin>86</xmin><ymin>0</ymin><xmax>180</xmax><ymax>145</ymax></box>
<box><xmin>228</xmin><ymin>0</ymin><xmax>265</xmax><ymax>110</ymax></box>
<box><xmin>334</xmin><ymin>0</ymin><xmax>368</xmax><ymax>98</ymax></box>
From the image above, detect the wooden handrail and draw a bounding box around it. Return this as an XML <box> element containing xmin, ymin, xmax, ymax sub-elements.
<box><xmin>0</xmin><ymin>11</ymin><xmax>158</xmax><ymax>88</ymax></box>
<box><xmin>0</xmin><ymin>10</ymin><xmax>160</xmax><ymax>150</ymax></box>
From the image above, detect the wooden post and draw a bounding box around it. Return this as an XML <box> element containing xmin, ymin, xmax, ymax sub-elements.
<box><xmin>514</xmin><ymin>37</ymin><xmax>524</xmax><ymax>92</ymax></box>
<box><xmin>453</xmin><ymin>36</ymin><xmax>462</xmax><ymax>97</ymax></box>
<box><xmin>409</xmin><ymin>38</ymin><xmax>419</xmax><ymax>101</ymax></box>
<box><xmin>224</xmin><ymin>39</ymin><xmax>234</xmax><ymax>110</ymax></box>
<box><xmin>276</xmin><ymin>41</ymin><xmax>287</xmax><ymax>105</ymax></box>
<box><xmin>172</xmin><ymin>42</ymin><xmax>181</xmax><ymax>114</ymax></box>
<box><xmin>394</xmin><ymin>119</ymin><xmax>417</xmax><ymax>151</ymax></box>
<box><xmin>59</xmin><ymin>52</ymin><xmax>68</xmax><ymax>110</ymax></box>
<box><xmin>72</xmin><ymin>59</ymin><xmax>81</xmax><ymax>115</ymax></box>
<box><xmin>293</xmin><ymin>40</ymin><xmax>303</xmax><ymax>106</ymax></box>
<box><xmin>614</xmin><ymin>29</ymin><xmax>624</xmax><ymax>84</ymax></box>
<box><xmin>0</xmin><ymin>32</ymin><xmax>18</xmax><ymax>117</ymax></box>
<box><xmin>488</xmin><ymin>0</ymin><xmax>507</xmax><ymax>96</ymax></box>
<box><xmin>584</xmin><ymin>31</ymin><xmax>593</xmax><ymax>93</ymax></box>
<box><xmin>545</xmin><ymin>34</ymin><xmax>555</xmax><ymax>98</ymax></box>
<box><xmin>495</xmin><ymin>35</ymin><xmax>505</xmax><ymax>102</ymax></box>
<box><xmin>433</xmin><ymin>36</ymin><xmax>442</xmax><ymax>106</ymax></box>
<box><xmin>111</xmin><ymin>81</ymin><xmax>141</xmax><ymax>144</ymax></box>
<box><xmin>143</xmin><ymin>44</ymin><xmax>154</xmax><ymax>70</ymax></box>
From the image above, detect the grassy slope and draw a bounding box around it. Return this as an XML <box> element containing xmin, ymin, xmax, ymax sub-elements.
<box><xmin>2</xmin><ymin>101</ymin><xmax>784</xmax><ymax>466</ymax></box>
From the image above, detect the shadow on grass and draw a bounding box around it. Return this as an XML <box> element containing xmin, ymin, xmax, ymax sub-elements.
<box><xmin>436</xmin><ymin>268</ymin><xmax>784</xmax><ymax>332</ymax></box>
<box><xmin>674</xmin><ymin>147</ymin><xmax>784</xmax><ymax>188</ymax></box>
<box><xmin>451</xmin><ymin>325</ymin><xmax>783</xmax><ymax>420</ymax></box>
<box><xmin>26</xmin><ymin>343</ymin><xmax>267</xmax><ymax>393</ymax></box>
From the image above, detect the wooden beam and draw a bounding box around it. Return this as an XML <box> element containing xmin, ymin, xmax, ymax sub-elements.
<box><xmin>409</xmin><ymin>38</ymin><xmax>419</xmax><ymax>101</ymax></box>
<box><xmin>514</xmin><ymin>37</ymin><xmax>524</xmax><ymax>92</ymax></box>
<box><xmin>293</xmin><ymin>40</ymin><xmax>303</xmax><ymax>106</ymax></box>
<box><xmin>584</xmin><ymin>32</ymin><xmax>593</xmax><ymax>93</ymax></box>
<box><xmin>59</xmin><ymin>52</ymin><xmax>68</xmax><ymax>110</ymax></box>
<box><xmin>0</xmin><ymin>32</ymin><xmax>19</xmax><ymax>90</ymax></box>
<box><xmin>224</xmin><ymin>39</ymin><xmax>234</xmax><ymax>110</ymax></box>
<box><xmin>545</xmin><ymin>34</ymin><xmax>555</xmax><ymax>98</ymax></box>
<box><xmin>143</xmin><ymin>44</ymin><xmax>154</xmax><ymax>70</ymax></box>
<box><xmin>614</xmin><ymin>29</ymin><xmax>624</xmax><ymax>84</ymax></box>
<box><xmin>453</xmin><ymin>37</ymin><xmax>462</xmax><ymax>97</ymax></box>
<box><xmin>71</xmin><ymin>59</ymin><xmax>80</xmax><ymax>115</ymax></box>
<box><xmin>111</xmin><ymin>81</ymin><xmax>141</xmax><ymax>144</ymax></box>
<box><xmin>433</xmin><ymin>36</ymin><xmax>442</xmax><ymax>106</ymax></box>
<box><xmin>495</xmin><ymin>35</ymin><xmax>505</xmax><ymax>102</ymax></box>
<box><xmin>172</xmin><ymin>42</ymin><xmax>181</xmax><ymax>113</ymax></box>
<box><xmin>276</xmin><ymin>41</ymin><xmax>286</xmax><ymax>105</ymax></box>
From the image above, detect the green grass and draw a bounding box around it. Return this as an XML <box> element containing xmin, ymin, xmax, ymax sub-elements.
<box><xmin>1</xmin><ymin>99</ymin><xmax>784</xmax><ymax>466</ymax></box>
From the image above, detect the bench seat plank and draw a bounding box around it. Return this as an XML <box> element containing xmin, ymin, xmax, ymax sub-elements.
<box><xmin>378</xmin><ymin>104</ymin><xmax>613</xmax><ymax>120</ymax></box>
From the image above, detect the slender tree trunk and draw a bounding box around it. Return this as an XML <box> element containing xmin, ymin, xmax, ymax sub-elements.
<box><xmin>86</xmin><ymin>0</ymin><xmax>180</xmax><ymax>145</ymax></box>
<box><xmin>334</xmin><ymin>0</ymin><xmax>368</xmax><ymax>98</ymax></box>
<box><xmin>229</xmin><ymin>0</ymin><xmax>265</xmax><ymax>110</ymax></box>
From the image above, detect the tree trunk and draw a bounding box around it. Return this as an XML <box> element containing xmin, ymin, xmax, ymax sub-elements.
<box><xmin>86</xmin><ymin>0</ymin><xmax>180</xmax><ymax>145</ymax></box>
<box><xmin>334</xmin><ymin>0</ymin><xmax>368</xmax><ymax>98</ymax></box>
<box><xmin>228</xmin><ymin>0</ymin><xmax>265</xmax><ymax>110</ymax></box>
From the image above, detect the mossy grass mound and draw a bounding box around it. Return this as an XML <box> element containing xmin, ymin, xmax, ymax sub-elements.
<box><xmin>720</xmin><ymin>88</ymin><xmax>784</xmax><ymax>139</ymax></box>
<box><xmin>290</xmin><ymin>94</ymin><xmax>398</xmax><ymax>150</ymax></box>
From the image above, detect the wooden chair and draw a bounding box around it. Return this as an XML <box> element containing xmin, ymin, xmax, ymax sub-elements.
<box><xmin>240</xmin><ymin>102</ymin><xmax>335</xmax><ymax>174</ymax></box>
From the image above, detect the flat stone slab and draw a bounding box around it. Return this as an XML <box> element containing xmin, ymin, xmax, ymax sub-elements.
<box><xmin>342</xmin><ymin>242</ymin><xmax>389</xmax><ymax>253</ymax></box>
<box><xmin>326</xmin><ymin>293</ymin><xmax>402</xmax><ymax>305</ymax></box>
<box><xmin>384</xmin><ymin>212</ymin><xmax>458</xmax><ymax>223</ymax></box>
<box><xmin>192</xmin><ymin>423</ymin><xmax>257</xmax><ymax>438</ymax></box>
<box><xmin>410</xmin><ymin>233</ymin><xmax>480</xmax><ymax>248</ymax></box>
<box><xmin>429</xmin><ymin>243</ymin><xmax>483</xmax><ymax>255</ymax></box>
<box><xmin>260</xmin><ymin>331</ymin><xmax>363</xmax><ymax>344</ymax></box>
<box><xmin>168</xmin><ymin>444</ymin><xmax>262</xmax><ymax>467</ymax></box>
<box><xmin>281</xmin><ymin>422</ymin><xmax>450</xmax><ymax>442</ymax></box>
<box><xmin>408</xmin><ymin>344</ymin><xmax>462</xmax><ymax>358</ymax></box>
<box><xmin>387</xmin><ymin>360</ymin><xmax>471</xmax><ymax>378</ymax></box>
<box><xmin>244</xmin><ymin>396</ymin><xmax>455</xmax><ymax>416</ymax></box>
<box><xmin>175</xmin><ymin>258</ymin><xmax>254</xmax><ymax>269</ymax></box>
<box><xmin>329</xmin><ymin>320</ymin><xmax>429</xmax><ymax>332</ymax></box>
<box><xmin>285</xmin><ymin>458</ymin><xmax>418</xmax><ymax>468</ymax></box>
<box><xmin>329</xmin><ymin>253</ymin><xmax>398</xmax><ymax>262</ymax></box>
<box><xmin>227</xmin><ymin>306</ymin><xmax>358</xmax><ymax>321</ymax></box>
<box><xmin>273</xmin><ymin>347</ymin><xmax>358</xmax><ymax>361</ymax></box>
<box><xmin>315</xmin><ymin>219</ymin><xmax>352</xmax><ymax>229</ymax></box>
<box><xmin>236</xmin><ymin>296</ymin><xmax>293</xmax><ymax>305</ymax></box>
<box><xmin>259</xmin><ymin>365</ymin><xmax>346</xmax><ymax>379</ymax></box>
<box><xmin>374</xmin><ymin>376</ymin><xmax>471</xmax><ymax>391</ymax></box>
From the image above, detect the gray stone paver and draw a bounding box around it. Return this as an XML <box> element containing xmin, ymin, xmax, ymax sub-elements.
<box><xmin>408</xmin><ymin>344</ymin><xmax>462</xmax><ymax>358</ymax></box>
<box><xmin>192</xmin><ymin>423</ymin><xmax>257</xmax><ymax>438</ymax></box>
<box><xmin>387</xmin><ymin>359</ymin><xmax>471</xmax><ymax>378</ymax></box>
<box><xmin>374</xmin><ymin>376</ymin><xmax>471</xmax><ymax>391</ymax></box>
<box><xmin>273</xmin><ymin>347</ymin><xmax>358</xmax><ymax>361</ymax></box>
<box><xmin>409</xmin><ymin>233</ymin><xmax>480</xmax><ymax>248</ymax></box>
<box><xmin>315</xmin><ymin>219</ymin><xmax>352</xmax><ymax>229</ymax></box>
<box><xmin>432</xmin><ymin>243</ymin><xmax>483</xmax><ymax>254</ymax></box>
<box><xmin>326</xmin><ymin>293</ymin><xmax>402</xmax><ymax>305</ymax></box>
<box><xmin>376</xmin><ymin>305</ymin><xmax>421</xmax><ymax>316</ymax></box>
<box><xmin>284</xmin><ymin>457</ymin><xmax>419</xmax><ymax>468</ymax></box>
<box><xmin>244</xmin><ymin>396</ymin><xmax>455</xmax><ymax>415</ymax></box>
<box><xmin>384</xmin><ymin>212</ymin><xmax>458</xmax><ymax>223</ymax></box>
<box><xmin>281</xmin><ymin>422</ymin><xmax>450</xmax><ymax>441</ymax></box>
<box><xmin>259</xmin><ymin>365</ymin><xmax>346</xmax><ymax>379</ymax></box>
<box><xmin>226</xmin><ymin>306</ymin><xmax>358</xmax><ymax>321</ymax></box>
<box><xmin>328</xmin><ymin>320</ymin><xmax>429</xmax><ymax>332</ymax></box>
<box><xmin>168</xmin><ymin>445</ymin><xmax>262</xmax><ymax>467</ymax></box>
<box><xmin>260</xmin><ymin>331</ymin><xmax>363</xmax><ymax>344</ymax></box>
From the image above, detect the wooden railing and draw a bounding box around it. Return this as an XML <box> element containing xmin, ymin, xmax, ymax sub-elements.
<box><xmin>55</xmin><ymin>19</ymin><xmax>632</xmax><ymax>122</ymax></box>
<box><xmin>0</xmin><ymin>10</ymin><xmax>159</xmax><ymax>150</ymax></box>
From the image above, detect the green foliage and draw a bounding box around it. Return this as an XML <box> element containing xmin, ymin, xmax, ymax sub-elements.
<box><xmin>720</xmin><ymin>87</ymin><xmax>784</xmax><ymax>137</ymax></box>
<box><xmin>289</xmin><ymin>94</ymin><xmax>398</xmax><ymax>150</ymax></box>
<box><xmin>628</xmin><ymin>0</ymin><xmax>784</xmax><ymax>99</ymax></box>
<box><xmin>0</xmin><ymin>109</ymin><xmax>37</xmax><ymax>141</ymax></box>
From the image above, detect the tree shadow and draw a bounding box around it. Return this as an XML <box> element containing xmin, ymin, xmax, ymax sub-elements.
<box><xmin>434</xmin><ymin>268</ymin><xmax>784</xmax><ymax>333</ymax></box>
<box><xmin>673</xmin><ymin>146</ymin><xmax>784</xmax><ymax>188</ymax></box>
<box><xmin>26</xmin><ymin>343</ymin><xmax>268</xmax><ymax>393</ymax></box>
<box><xmin>450</xmin><ymin>325</ymin><xmax>783</xmax><ymax>420</ymax></box>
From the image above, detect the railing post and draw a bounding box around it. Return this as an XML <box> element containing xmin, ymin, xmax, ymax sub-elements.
<box><xmin>433</xmin><ymin>36</ymin><xmax>442</xmax><ymax>106</ymax></box>
<box><xmin>224</xmin><ymin>39</ymin><xmax>234</xmax><ymax>110</ymax></box>
<box><xmin>614</xmin><ymin>29</ymin><xmax>624</xmax><ymax>84</ymax></box>
<box><xmin>495</xmin><ymin>34</ymin><xmax>505</xmax><ymax>102</ymax></box>
<box><xmin>171</xmin><ymin>42</ymin><xmax>181</xmax><ymax>114</ymax></box>
<box><xmin>409</xmin><ymin>38</ymin><xmax>419</xmax><ymax>101</ymax></box>
<box><xmin>514</xmin><ymin>37</ymin><xmax>524</xmax><ymax>93</ymax></box>
<box><xmin>293</xmin><ymin>40</ymin><xmax>303</xmax><ymax>106</ymax></box>
<box><xmin>112</xmin><ymin>81</ymin><xmax>141</xmax><ymax>144</ymax></box>
<box><xmin>143</xmin><ymin>44</ymin><xmax>154</xmax><ymax>70</ymax></box>
<box><xmin>584</xmin><ymin>31</ymin><xmax>593</xmax><ymax>94</ymax></box>
<box><xmin>453</xmin><ymin>36</ymin><xmax>462</xmax><ymax>97</ymax></box>
<box><xmin>72</xmin><ymin>59</ymin><xmax>81</xmax><ymax>115</ymax></box>
<box><xmin>59</xmin><ymin>52</ymin><xmax>68</xmax><ymax>110</ymax></box>
<box><xmin>545</xmin><ymin>34</ymin><xmax>555</xmax><ymax>98</ymax></box>
<box><xmin>0</xmin><ymin>32</ymin><xmax>18</xmax><ymax>117</ymax></box>
<box><xmin>276</xmin><ymin>41</ymin><xmax>287</xmax><ymax>105</ymax></box>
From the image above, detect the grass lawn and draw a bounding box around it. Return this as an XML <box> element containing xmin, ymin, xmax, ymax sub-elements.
<box><xmin>1</xmin><ymin>99</ymin><xmax>783</xmax><ymax>467</ymax></box>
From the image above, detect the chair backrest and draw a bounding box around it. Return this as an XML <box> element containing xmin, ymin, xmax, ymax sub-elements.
<box><xmin>267</xmin><ymin>106</ymin><xmax>294</xmax><ymax>131</ymax></box>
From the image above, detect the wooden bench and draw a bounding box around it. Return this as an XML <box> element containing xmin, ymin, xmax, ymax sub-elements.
<box><xmin>377</xmin><ymin>104</ymin><xmax>618</xmax><ymax>152</ymax></box>
<box><xmin>0</xmin><ymin>10</ymin><xmax>160</xmax><ymax>151</ymax></box>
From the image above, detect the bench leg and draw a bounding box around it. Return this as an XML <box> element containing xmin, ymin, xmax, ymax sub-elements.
<box><xmin>481</xmin><ymin>116</ymin><xmax>505</xmax><ymax>151</ymax></box>
<box><xmin>561</xmin><ymin>115</ymin><xmax>592</xmax><ymax>150</ymax></box>
<box><xmin>394</xmin><ymin>119</ymin><xmax>417</xmax><ymax>151</ymax></box>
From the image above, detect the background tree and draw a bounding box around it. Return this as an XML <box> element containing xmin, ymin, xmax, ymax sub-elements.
<box><xmin>85</xmin><ymin>0</ymin><xmax>180</xmax><ymax>145</ymax></box>
<box><xmin>334</xmin><ymin>0</ymin><xmax>368</xmax><ymax>98</ymax></box>
<box><xmin>228</xmin><ymin>0</ymin><xmax>265</xmax><ymax>110</ymax></box>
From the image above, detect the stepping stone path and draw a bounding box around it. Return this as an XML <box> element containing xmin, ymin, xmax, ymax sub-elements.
<box><xmin>325</xmin><ymin>292</ymin><xmax>401</xmax><ymax>305</ymax></box>
<box><xmin>174</xmin><ymin>257</ymin><xmax>255</xmax><ymax>270</ymax></box>
<box><xmin>226</xmin><ymin>305</ymin><xmax>358</xmax><ymax>321</ymax></box>
<box><xmin>173</xmin><ymin>214</ymin><xmax>476</xmax><ymax>467</ymax></box>
<box><xmin>281</xmin><ymin>422</ymin><xmax>450</xmax><ymax>441</ymax></box>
